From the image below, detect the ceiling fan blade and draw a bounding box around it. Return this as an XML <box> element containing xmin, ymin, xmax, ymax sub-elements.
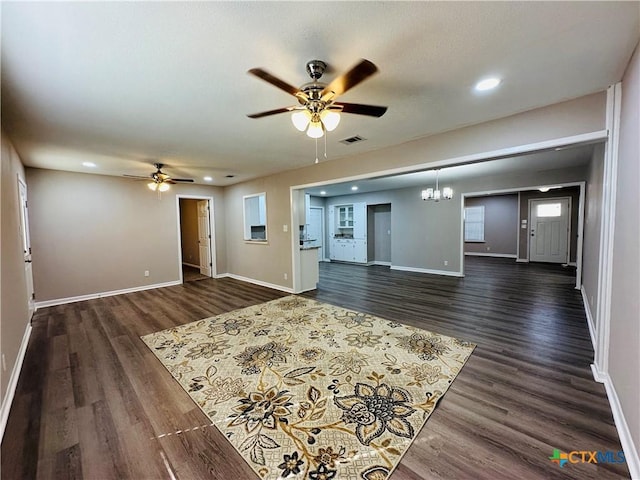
<box><xmin>247</xmin><ymin>106</ymin><xmax>297</xmax><ymax>119</ymax></box>
<box><xmin>321</xmin><ymin>59</ymin><xmax>378</xmax><ymax>101</ymax></box>
<box><xmin>123</xmin><ymin>174</ymin><xmax>152</xmax><ymax>180</ymax></box>
<box><xmin>171</xmin><ymin>178</ymin><xmax>194</xmax><ymax>183</ymax></box>
<box><xmin>248</xmin><ymin>68</ymin><xmax>306</xmax><ymax>98</ymax></box>
<box><xmin>333</xmin><ymin>102</ymin><xmax>388</xmax><ymax>117</ymax></box>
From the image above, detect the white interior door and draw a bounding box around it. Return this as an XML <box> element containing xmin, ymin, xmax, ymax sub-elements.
<box><xmin>197</xmin><ymin>200</ymin><xmax>212</xmax><ymax>276</ymax></box>
<box><xmin>529</xmin><ymin>198</ymin><xmax>570</xmax><ymax>263</ymax></box>
<box><xmin>308</xmin><ymin>207</ymin><xmax>324</xmax><ymax>261</ymax></box>
<box><xmin>18</xmin><ymin>178</ymin><xmax>35</xmax><ymax>319</ymax></box>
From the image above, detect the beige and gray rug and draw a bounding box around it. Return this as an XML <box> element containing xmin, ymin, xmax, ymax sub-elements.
<box><xmin>142</xmin><ymin>295</ymin><xmax>475</xmax><ymax>479</ymax></box>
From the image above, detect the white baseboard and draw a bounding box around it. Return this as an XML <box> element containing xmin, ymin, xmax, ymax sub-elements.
<box><xmin>580</xmin><ymin>286</ymin><xmax>596</xmax><ymax>350</ymax></box>
<box><xmin>323</xmin><ymin>257</ymin><xmax>331</xmax><ymax>263</ymax></box>
<box><xmin>219</xmin><ymin>273</ymin><xmax>294</xmax><ymax>294</ymax></box>
<box><xmin>390</xmin><ymin>265</ymin><xmax>463</xmax><ymax>277</ymax></box>
<box><xmin>464</xmin><ymin>252</ymin><xmax>517</xmax><ymax>259</ymax></box>
<box><xmin>590</xmin><ymin>365</ymin><xmax>640</xmax><ymax>480</ymax></box>
<box><xmin>516</xmin><ymin>258</ymin><xmax>529</xmax><ymax>263</ymax></box>
<box><xmin>1</xmin><ymin>322</ymin><xmax>32</xmax><ymax>442</ymax></box>
<box><xmin>368</xmin><ymin>261</ymin><xmax>391</xmax><ymax>266</ymax></box>
<box><xmin>182</xmin><ymin>262</ymin><xmax>200</xmax><ymax>269</ymax></box>
<box><xmin>34</xmin><ymin>280</ymin><xmax>182</xmax><ymax>308</ymax></box>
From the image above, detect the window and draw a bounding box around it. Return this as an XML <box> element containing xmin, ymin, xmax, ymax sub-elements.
<box><xmin>243</xmin><ymin>193</ymin><xmax>267</xmax><ymax>241</ymax></box>
<box><xmin>536</xmin><ymin>203</ymin><xmax>562</xmax><ymax>217</ymax></box>
<box><xmin>464</xmin><ymin>206</ymin><xmax>485</xmax><ymax>242</ymax></box>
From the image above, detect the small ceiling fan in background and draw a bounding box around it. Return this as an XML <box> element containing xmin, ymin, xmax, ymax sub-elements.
<box><xmin>124</xmin><ymin>163</ymin><xmax>194</xmax><ymax>192</ymax></box>
<box><xmin>246</xmin><ymin>59</ymin><xmax>388</xmax><ymax>139</ymax></box>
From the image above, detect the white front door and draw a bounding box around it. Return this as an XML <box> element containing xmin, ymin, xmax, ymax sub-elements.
<box><xmin>308</xmin><ymin>207</ymin><xmax>324</xmax><ymax>261</ymax></box>
<box><xmin>197</xmin><ymin>200</ymin><xmax>212</xmax><ymax>276</ymax></box>
<box><xmin>18</xmin><ymin>178</ymin><xmax>35</xmax><ymax>319</ymax></box>
<box><xmin>529</xmin><ymin>198</ymin><xmax>570</xmax><ymax>263</ymax></box>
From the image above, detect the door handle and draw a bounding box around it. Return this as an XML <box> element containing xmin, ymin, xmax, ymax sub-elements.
<box><xmin>25</xmin><ymin>259</ymin><xmax>32</xmax><ymax>263</ymax></box>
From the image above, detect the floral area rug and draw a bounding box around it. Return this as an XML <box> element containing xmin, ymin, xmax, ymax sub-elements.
<box><xmin>141</xmin><ymin>295</ymin><xmax>475</xmax><ymax>479</ymax></box>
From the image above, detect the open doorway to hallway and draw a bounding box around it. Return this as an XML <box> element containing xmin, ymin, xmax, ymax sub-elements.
<box><xmin>177</xmin><ymin>196</ymin><xmax>215</xmax><ymax>283</ymax></box>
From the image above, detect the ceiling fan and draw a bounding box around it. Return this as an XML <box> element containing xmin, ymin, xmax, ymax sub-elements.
<box><xmin>124</xmin><ymin>163</ymin><xmax>194</xmax><ymax>192</ymax></box>
<box><xmin>247</xmin><ymin>59</ymin><xmax>387</xmax><ymax>138</ymax></box>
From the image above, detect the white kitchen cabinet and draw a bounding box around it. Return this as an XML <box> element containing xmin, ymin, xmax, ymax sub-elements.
<box><xmin>353</xmin><ymin>239</ymin><xmax>367</xmax><ymax>263</ymax></box>
<box><xmin>353</xmin><ymin>202</ymin><xmax>367</xmax><ymax>239</ymax></box>
<box><xmin>330</xmin><ymin>238</ymin><xmax>368</xmax><ymax>263</ymax></box>
<box><xmin>337</xmin><ymin>205</ymin><xmax>354</xmax><ymax>228</ymax></box>
<box><xmin>328</xmin><ymin>206</ymin><xmax>335</xmax><ymax>238</ymax></box>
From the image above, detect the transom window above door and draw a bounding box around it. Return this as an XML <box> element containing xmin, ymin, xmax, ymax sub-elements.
<box><xmin>536</xmin><ymin>203</ymin><xmax>562</xmax><ymax>217</ymax></box>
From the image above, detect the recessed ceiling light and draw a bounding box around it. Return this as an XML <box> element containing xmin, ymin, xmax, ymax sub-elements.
<box><xmin>474</xmin><ymin>77</ymin><xmax>501</xmax><ymax>92</ymax></box>
<box><xmin>203</xmin><ymin>176</ymin><xmax>213</xmax><ymax>182</ymax></box>
<box><xmin>82</xmin><ymin>162</ymin><xmax>97</xmax><ymax>168</ymax></box>
<box><xmin>351</xmin><ymin>186</ymin><xmax>358</xmax><ymax>191</ymax></box>
<box><xmin>320</xmin><ymin>190</ymin><xmax>327</xmax><ymax>195</ymax></box>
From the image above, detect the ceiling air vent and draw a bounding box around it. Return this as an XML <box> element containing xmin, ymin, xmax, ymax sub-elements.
<box><xmin>340</xmin><ymin>135</ymin><xmax>366</xmax><ymax>145</ymax></box>
<box><xmin>225</xmin><ymin>174</ymin><xmax>235</xmax><ymax>178</ymax></box>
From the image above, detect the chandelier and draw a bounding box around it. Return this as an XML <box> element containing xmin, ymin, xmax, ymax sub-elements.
<box><xmin>421</xmin><ymin>169</ymin><xmax>453</xmax><ymax>202</ymax></box>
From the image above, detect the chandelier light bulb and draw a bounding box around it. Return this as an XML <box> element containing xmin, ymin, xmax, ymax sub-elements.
<box><xmin>421</xmin><ymin>188</ymin><xmax>434</xmax><ymax>201</ymax></box>
<box><xmin>306</xmin><ymin>120</ymin><xmax>324</xmax><ymax>138</ymax></box>
<box><xmin>320</xmin><ymin>110</ymin><xmax>341</xmax><ymax>131</ymax></box>
<box><xmin>442</xmin><ymin>187</ymin><xmax>453</xmax><ymax>199</ymax></box>
<box><xmin>291</xmin><ymin>110</ymin><xmax>311</xmax><ymax>131</ymax></box>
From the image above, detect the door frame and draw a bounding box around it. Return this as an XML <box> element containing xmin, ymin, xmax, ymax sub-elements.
<box><xmin>527</xmin><ymin>196</ymin><xmax>572</xmax><ymax>264</ymax></box>
<box><xmin>175</xmin><ymin>195</ymin><xmax>216</xmax><ymax>283</ymax></box>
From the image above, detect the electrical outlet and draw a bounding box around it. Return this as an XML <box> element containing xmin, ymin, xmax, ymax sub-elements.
<box><xmin>144</xmin><ymin>270</ymin><xmax>150</xmax><ymax>277</ymax></box>
<box><xmin>1</xmin><ymin>354</ymin><xmax>6</xmax><ymax>372</ymax></box>
<box><xmin>486</xmin><ymin>246</ymin><xmax>491</xmax><ymax>251</ymax></box>
<box><xmin>444</xmin><ymin>260</ymin><xmax>448</xmax><ymax>266</ymax></box>
<box><xmin>284</xmin><ymin>273</ymin><xmax>288</xmax><ymax>280</ymax></box>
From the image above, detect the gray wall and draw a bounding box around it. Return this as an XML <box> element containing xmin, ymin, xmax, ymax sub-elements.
<box><xmin>518</xmin><ymin>186</ymin><xmax>581</xmax><ymax>263</ymax></box>
<box><xmin>321</xmin><ymin>165</ymin><xmax>588</xmax><ymax>274</ymax></box>
<box><xmin>1</xmin><ymin>130</ymin><xmax>30</xmax><ymax>402</ymax></box>
<box><xmin>609</xmin><ymin>42</ymin><xmax>640</xmax><ymax>457</ymax></box>
<box><xmin>582</xmin><ymin>144</ymin><xmax>605</xmax><ymax>326</ymax></box>
<box><xmin>27</xmin><ymin>169</ymin><xmax>226</xmax><ymax>301</ymax></box>
<box><xmin>464</xmin><ymin>194</ymin><xmax>518</xmax><ymax>256</ymax></box>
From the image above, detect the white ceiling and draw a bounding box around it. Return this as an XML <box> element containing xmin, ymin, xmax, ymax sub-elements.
<box><xmin>2</xmin><ymin>2</ymin><xmax>638</xmax><ymax>186</ymax></box>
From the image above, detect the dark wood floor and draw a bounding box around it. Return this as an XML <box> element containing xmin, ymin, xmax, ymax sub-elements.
<box><xmin>2</xmin><ymin>257</ymin><xmax>629</xmax><ymax>479</ymax></box>
<box><xmin>182</xmin><ymin>264</ymin><xmax>210</xmax><ymax>283</ymax></box>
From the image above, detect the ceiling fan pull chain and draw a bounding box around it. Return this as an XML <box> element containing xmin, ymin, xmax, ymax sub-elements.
<box><xmin>324</xmin><ymin>132</ymin><xmax>328</xmax><ymax>159</ymax></box>
<box><xmin>315</xmin><ymin>138</ymin><xmax>319</xmax><ymax>164</ymax></box>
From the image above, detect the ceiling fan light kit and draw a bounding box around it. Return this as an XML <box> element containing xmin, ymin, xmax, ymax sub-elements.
<box><xmin>247</xmin><ymin>58</ymin><xmax>387</xmax><ymax>152</ymax></box>
<box><xmin>124</xmin><ymin>163</ymin><xmax>194</xmax><ymax>192</ymax></box>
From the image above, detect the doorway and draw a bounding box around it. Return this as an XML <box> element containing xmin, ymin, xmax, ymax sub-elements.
<box><xmin>529</xmin><ymin>197</ymin><xmax>571</xmax><ymax>264</ymax></box>
<box><xmin>367</xmin><ymin>204</ymin><xmax>392</xmax><ymax>265</ymax></box>
<box><xmin>177</xmin><ymin>196</ymin><xmax>215</xmax><ymax>283</ymax></box>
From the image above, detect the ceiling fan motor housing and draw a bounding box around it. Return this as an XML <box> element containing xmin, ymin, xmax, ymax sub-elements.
<box><xmin>306</xmin><ymin>60</ymin><xmax>327</xmax><ymax>80</ymax></box>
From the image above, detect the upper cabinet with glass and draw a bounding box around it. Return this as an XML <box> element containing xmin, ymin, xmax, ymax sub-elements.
<box><xmin>243</xmin><ymin>193</ymin><xmax>267</xmax><ymax>241</ymax></box>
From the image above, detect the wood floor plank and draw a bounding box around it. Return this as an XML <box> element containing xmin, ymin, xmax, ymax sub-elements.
<box><xmin>1</xmin><ymin>257</ymin><xmax>630</xmax><ymax>479</ymax></box>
